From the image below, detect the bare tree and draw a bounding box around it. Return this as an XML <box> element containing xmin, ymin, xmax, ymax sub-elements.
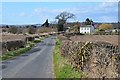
<box><xmin>55</xmin><ymin>11</ymin><xmax>75</xmax><ymax>23</ymax></box>
<box><xmin>55</xmin><ymin>11</ymin><xmax>75</xmax><ymax>31</ymax></box>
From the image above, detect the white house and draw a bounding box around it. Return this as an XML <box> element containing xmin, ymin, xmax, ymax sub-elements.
<box><xmin>79</xmin><ymin>25</ymin><xmax>95</xmax><ymax>34</ymax></box>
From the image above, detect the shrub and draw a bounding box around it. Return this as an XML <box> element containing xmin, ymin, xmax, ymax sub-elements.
<box><xmin>33</xmin><ymin>40</ymin><xmax>42</xmax><ymax>43</ymax></box>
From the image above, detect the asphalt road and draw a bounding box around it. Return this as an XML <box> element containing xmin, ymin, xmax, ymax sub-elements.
<box><xmin>1</xmin><ymin>36</ymin><xmax>56</xmax><ymax>78</ymax></box>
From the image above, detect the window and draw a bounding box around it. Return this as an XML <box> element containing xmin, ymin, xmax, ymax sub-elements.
<box><xmin>81</xmin><ymin>28</ymin><xmax>83</xmax><ymax>30</ymax></box>
<box><xmin>84</xmin><ymin>28</ymin><xmax>86</xmax><ymax>30</ymax></box>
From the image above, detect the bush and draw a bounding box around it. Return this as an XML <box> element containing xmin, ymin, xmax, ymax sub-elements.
<box><xmin>28</xmin><ymin>27</ymin><xmax>36</xmax><ymax>34</ymax></box>
<box><xmin>60</xmin><ymin>40</ymin><xmax>120</xmax><ymax>78</ymax></box>
<box><xmin>8</xmin><ymin>26</ymin><xmax>18</xmax><ymax>34</ymax></box>
<box><xmin>2</xmin><ymin>40</ymin><xmax>26</xmax><ymax>53</ymax></box>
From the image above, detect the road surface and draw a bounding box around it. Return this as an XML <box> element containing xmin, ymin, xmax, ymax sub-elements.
<box><xmin>1</xmin><ymin>36</ymin><xmax>56</xmax><ymax>78</ymax></box>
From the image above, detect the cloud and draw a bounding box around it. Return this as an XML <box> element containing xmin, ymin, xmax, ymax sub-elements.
<box><xmin>32</xmin><ymin>2</ymin><xmax>118</xmax><ymax>22</ymax></box>
<box><xmin>76</xmin><ymin>2</ymin><xmax>118</xmax><ymax>15</ymax></box>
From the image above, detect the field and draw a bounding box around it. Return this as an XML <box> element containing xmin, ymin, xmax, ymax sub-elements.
<box><xmin>2</xmin><ymin>34</ymin><xmax>29</xmax><ymax>42</ymax></box>
<box><xmin>70</xmin><ymin>35</ymin><xmax>119</xmax><ymax>45</ymax></box>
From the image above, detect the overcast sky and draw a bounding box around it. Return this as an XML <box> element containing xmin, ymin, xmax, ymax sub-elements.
<box><xmin>1</xmin><ymin>2</ymin><xmax>118</xmax><ymax>25</ymax></box>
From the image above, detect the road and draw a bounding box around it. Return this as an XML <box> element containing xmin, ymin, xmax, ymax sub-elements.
<box><xmin>1</xmin><ymin>36</ymin><xmax>56</xmax><ymax>78</ymax></box>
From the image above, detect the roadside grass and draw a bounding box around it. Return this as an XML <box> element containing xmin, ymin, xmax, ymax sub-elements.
<box><xmin>1</xmin><ymin>47</ymin><xmax>32</xmax><ymax>60</ymax></box>
<box><xmin>53</xmin><ymin>38</ymin><xmax>84</xmax><ymax>78</ymax></box>
<box><xmin>1</xmin><ymin>38</ymin><xmax>46</xmax><ymax>61</ymax></box>
<box><xmin>32</xmin><ymin>39</ymin><xmax>42</xmax><ymax>43</ymax></box>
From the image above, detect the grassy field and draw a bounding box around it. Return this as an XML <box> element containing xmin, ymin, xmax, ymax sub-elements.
<box><xmin>53</xmin><ymin>38</ymin><xmax>84</xmax><ymax>78</ymax></box>
<box><xmin>2</xmin><ymin>34</ymin><xmax>48</xmax><ymax>42</ymax></box>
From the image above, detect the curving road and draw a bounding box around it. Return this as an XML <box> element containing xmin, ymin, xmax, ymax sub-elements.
<box><xmin>1</xmin><ymin>36</ymin><xmax>56</xmax><ymax>78</ymax></box>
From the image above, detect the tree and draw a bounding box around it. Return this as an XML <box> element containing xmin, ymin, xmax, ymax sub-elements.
<box><xmin>28</xmin><ymin>26</ymin><xmax>36</xmax><ymax>34</ymax></box>
<box><xmin>8</xmin><ymin>26</ymin><xmax>18</xmax><ymax>34</ymax></box>
<box><xmin>55</xmin><ymin>11</ymin><xmax>75</xmax><ymax>31</ymax></box>
<box><xmin>17</xmin><ymin>28</ymin><xmax>23</xmax><ymax>34</ymax></box>
<box><xmin>99</xmin><ymin>24</ymin><xmax>113</xmax><ymax>31</ymax></box>
<box><xmin>69</xmin><ymin>22</ymin><xmax>81</xmax><ymax>33</ymax></box>
<box><xmin>55</xmin><ymin>11</ymin><xmax>75</xmax><ymax>23</ymax></box>
<box><xmin>57</xmin><ymin>23</ymin><xmax>64</xmax><ymax>31</ymax></box>
<box><xmin>31</xmin><ymin>25</ymin><xmax>37</xmax><ymax>28</ymax></box>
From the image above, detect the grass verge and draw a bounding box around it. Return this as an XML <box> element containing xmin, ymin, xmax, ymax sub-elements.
<box><xmin>1</xmin><ymin>47</ymin><xmax>32</xmax><ymax>60</ymax></box>
<box><xmin>53</xmin><ymin>38</ymin><xmax>84</xmax><ymax>79</ymax></box>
